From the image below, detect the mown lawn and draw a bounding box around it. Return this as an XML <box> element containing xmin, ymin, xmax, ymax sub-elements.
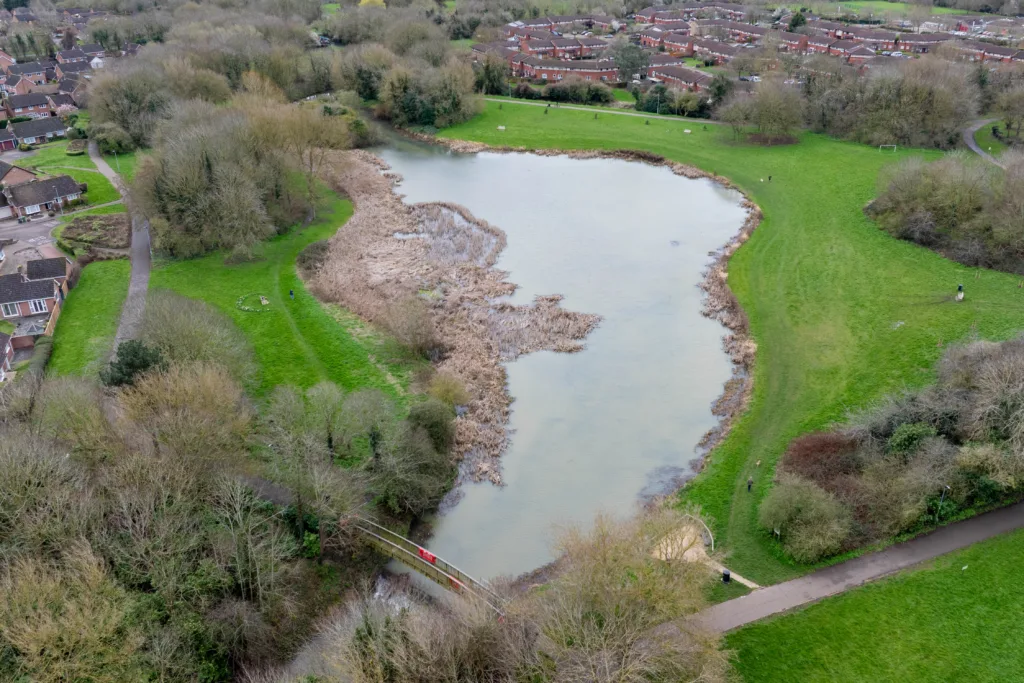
<box><xmin>49</xmin><ymin>259</ymin><xmax>131</xmax><ymax>376</ymax></box>
<box><xmin>610</xmin><ymin>88</ymin><xmax>635</xmax><ymax>103</ymax></box>
<box><xmin>103</xmin><ymin>150</ymin><xmax>140</xmax><ymax>183</ymax></box>
<box><xmin>149</xmin><ymin>193</ymin><xmax>418</xmax><ymax>398</ymax></box>
<box><xmin>974</xmin><ymin>122</ymin><xmax>1011</xmax><ymax>158</ymax></box>
<box><xmin>808</xmin><ymin>0</ymin><xmax>974</xmax><ymax>15</ymax></box>
<box><xmin>728</xmin><ymin>527</ymin><xmax>1024</xmax><ymax>682</ymax></box>
<box><xmin>441</xmin><ymin>102</ymin><xmax>1024</xmax><ymax>584</ymax></box>
<box><xmin>20</xmin><ymin>140</ymin><xmax>97</xmax><ymax>170</ymax></box>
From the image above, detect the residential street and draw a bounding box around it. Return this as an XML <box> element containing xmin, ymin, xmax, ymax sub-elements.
<box><xmin>0</xmin><ymin>214</ymin><xmax>61</xmax><ymax>275</ymax></box>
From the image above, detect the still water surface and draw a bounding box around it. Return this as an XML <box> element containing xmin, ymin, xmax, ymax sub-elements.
<box><xmin>377</xmin><ymin>140</ymin><xmax>748</xmax><ymax>580</ymax></box>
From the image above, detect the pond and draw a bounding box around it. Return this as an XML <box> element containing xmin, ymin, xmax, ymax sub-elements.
<box><xmin>376</xmin><ymin>139</ymin><xmax>748</xmax><ymax>581</ymax></box>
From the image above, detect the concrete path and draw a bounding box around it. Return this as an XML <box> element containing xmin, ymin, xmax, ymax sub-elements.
<box><xmin>963</xmin><ymin>118</ymin><xmax>1005</xmax><ymax>169</ymax></box>
<box><xmin>484</xmin><ymin>97</ymin><xmax>725</xmax><ymax>124</ymax></box>
<box><xmin>686</xmin><ymin>499</ymin><xmax>1024</xmax><ymax>633</ymax></box>
<box><xmin>89</xmin><ymin>141</ymin><xmax>152</xmax><ymax>350</ymax></box>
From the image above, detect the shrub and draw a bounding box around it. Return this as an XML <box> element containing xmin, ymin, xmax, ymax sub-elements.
<box><xmin>140</xmin><ymin>290</ymin><xmax>256</xmax><ymax>385</ymax></box>
<box><xmin>120</xmin><ymin>363</ymin><xmax>252</xmax><ymax>463</ymax></box>
<box><xmin>406</xmin><ymin>398</ymin><xmax>455</xmax><ymax>452</ymax></box>
<box><xmin>384</xmin><ymin>297</ymin><xmax>440</xmax><ymax>360</ymax></box>
<box><xmin>101</xmin><ymin>339</ymin><xmax>165</xmax><ymax>387</ymax></box>
<box><xmin>780</xmin><ymin>431</ymin><xmax>862</xmax><ymax>491</ymax></box>
<box><xmin>427</xmin><ymin>371</ymin><xmax>470</xmax><ymax>407</ymax></box>
<box><xmin>512</xmin><ymin>82</ymin><xmax>542</xmax><ymax>100</ymax></box>
<box><xmin>27</xmin><ymin>335</ymin><xmax>53</xmax><ymax>376</ymax></box>
<box><xmin>888</xmin><ymin>422</ymin><xmax>938</xmax><ymax>455</ymax></box>
<box><xmin>759</xmin><ymin>475</ymin><xmax>852</xmax><ymax>562</ymax></box>
<box><xmin>90</xmin><ymin>121</ymin><xmax>136</xmax><ymax>155</ymax></box>
<box><xmin>370</xmin><ymin>423</ymin><xmax>453</xmax><ymax>516</ymax></box>
<box><xmin>35</xmin><ymin>377</ymin><xmax>117</xmax><ymax>464</ymax></box>
<box><xmin>296</xmin><ymin>240</ymin><xmax>330</xmax><ymax>275</ymax></box>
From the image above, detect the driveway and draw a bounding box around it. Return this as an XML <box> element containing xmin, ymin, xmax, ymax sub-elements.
<box><xmin>0</xmin><ymin>214</ymin><xmax>60</xmax><ymax>275</ymax></box>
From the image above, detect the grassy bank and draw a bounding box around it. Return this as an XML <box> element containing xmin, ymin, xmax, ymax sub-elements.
<box><xmin>974</xmin><ymin>123</ymin><xmax>1011</xmax><ymax>158</ymax></box>
<box><xmin>149</xmin><ymin>192</ymin><xmax>418</xmax><ymax>398</ymax></box>
<box><xmin>103</xmin><ymin>150</ymin><xmax>140</xmax><ymax>182</ymax></box>
<box><xmin>441</xmin><ymin>102</ymin><xmax>1024</xmax><ymax>584</ymax></box>
<box><xmin>48</xmin><ymin>259</ymin><xmax>131</xmax><ymax>376</ymax></box>
<box><xmin>727</xmin><ymin>526</ymin><xmax>1024</xmax><ymax>682</ymax></box>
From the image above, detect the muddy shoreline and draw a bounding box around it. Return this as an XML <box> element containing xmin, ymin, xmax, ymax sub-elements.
<box><xmin>312</xmin><ymin>138</ymin><xmax>761</xmax><ymax>496</ymax></box>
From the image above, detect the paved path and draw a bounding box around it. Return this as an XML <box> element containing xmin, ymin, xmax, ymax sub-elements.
<box><xmin>683</xmin><ymin>500</ymin><xmax>1024</xmax><ymax>633</ymax></box>
<box><xmin>89</xmin><ymin>141</ymin><xmax>152</xmax><ymax>350</ymax></box>
<box><xmin>963</xmin><ymin>118</ymin><xmax>1005</xmax><ymax>169</ymax></box>
<box><xmin>484</xmin><ymin>97</ymin><xmax>725</xmax><ymax>124</ymax></box>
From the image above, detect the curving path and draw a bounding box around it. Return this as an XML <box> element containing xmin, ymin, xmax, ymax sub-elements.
<box><xmin>88</xmin><ymin>141</ymin><xmax>152</xmax><ymax>351</ymax></box>
<box><xmin>963</xmin><ymin>118</ymin><xmax>1005</xmax><ymax>169</ymax></box>
<box><xmin>679</xmin><ymin>499</ymin><xmax>1024</xmax><ymax>633</ymax></box>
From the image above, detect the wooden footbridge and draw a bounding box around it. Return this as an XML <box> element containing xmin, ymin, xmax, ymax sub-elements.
<box><xmin>355</xmin><ymin>517</ymin><xmax>507</xmax><ymax>615</ymax></box>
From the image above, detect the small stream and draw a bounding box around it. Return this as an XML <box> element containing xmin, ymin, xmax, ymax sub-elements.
<box><xmin>377</xmin><ymin>138</ymin><xmax>748</xmax><ymax>581</ymax></box>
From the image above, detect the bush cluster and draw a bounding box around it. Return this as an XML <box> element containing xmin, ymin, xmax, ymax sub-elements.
<box><xmin>869</xmin><ymin>151</ymin><xmax>1024</xmax><ymax>273</ymax></box>
<box><xmin>762</xmin><ymin>336</ymin><xmax>1024</xmax><ymax>562</ymax></box>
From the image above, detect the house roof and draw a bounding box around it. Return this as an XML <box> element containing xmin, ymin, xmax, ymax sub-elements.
<box><xmin>47</xmin><ymin>93</ymin><xmax>75</xmax><ymax>108</ymax></box>
<box><xmin>898</xmin><ymin>32</ymin><xmax>954</xmax><ymax>43</ymax></box>
<box><xmin>79</xmin><ymin>43</ymin><xmax>103</xmax><ymax>54</ymax></box>
<box><xmin>7</xmin><ymin>93</ymin><xmax>49</xmax><ymax>108</ymax></box>
<box><xmin>10</xmin><ymin>117</ymin><xmax>65</xmax><ymax>139</ymax></box>
<box><xmin>57</xmin><ymin>76</ymin><xmax>84</xmax><ymax>93</ymax></box>
<box><xmin>4</xmin><ymin>75</ymin><xmax>21</xmax><ymax>89</ymax></box>
<box><xmin>26</xmin><ymin>257</ymin><xmax>68</xmax><ymax>280</ymax></box>
<box><xmin>0</xmin><ymin>273</ymin><xmax>55</xmax><ymax>304</ymax></box>
<box><xmin>0</xmin><ymin>129</ymin><xmax>14</xmax><ymax>143</ymax></box>
<box><xmin>830</xmin><ymin>39</ymin><xmax>860</xmax><ymax>51</ymax></box>
<box><xmin>58</xmin><ymin>48</ymin><xmax>87</xmax><ymax>60</ymax></box>
<box><xmin>57</xmin><ymin>61</ymin><xmax>91</xmax><ymax>74</ymax></box>
<box><xmin>0</xmin><ymin>161</ymin><xmax>34</xmax><ymax>180</ymax></box>
<box><xmin>651</xmin><ymin>64</ymin><xmax>713</xmax><ymax>85</ymax></box>
<box><xmin>0</xmin><ymin>331</ymin><xmax>10</xmax><ymax>351</ymax></box>
<box><xmin>693</xmin><ymin>38</ymin><xmax>739</xmax><ymax>55</ymax></box>
<box><xmin>6</xmin><ymin>176</ymin><xmax>83</xmax><ymax>207</ymax></box>
<box><xmin>6</xmin><ymin>61</ymin><xmax>47</xmax><ymax>75</ymax></box>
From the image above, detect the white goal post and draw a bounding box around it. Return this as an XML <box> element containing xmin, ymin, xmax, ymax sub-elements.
<box><xmin>879</xmin><ymin>144</ymin><xmax>898</xmax><ymax>153</ymax></box>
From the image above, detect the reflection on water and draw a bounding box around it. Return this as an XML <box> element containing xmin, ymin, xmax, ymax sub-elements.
<box><xmin>376</xmin><ymin>141</ymin><xmax>747</xmax><ymax>580</ymax></box>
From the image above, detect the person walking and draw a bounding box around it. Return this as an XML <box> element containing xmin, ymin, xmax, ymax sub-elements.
<box><xmin>289</xmin><ymin>289</ymin><xmax>295</xmax><ymax>300</ymax></box>
<box><xmin>747</xmin><ymin>476</ymin><xmax>754</xmax><ymax>493</ymax></box>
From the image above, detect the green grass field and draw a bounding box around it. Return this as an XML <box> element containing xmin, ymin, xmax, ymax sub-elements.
<box><xmin>442</xmin><ymin>102</ymin><xmax>1024</xmax><ymax>584</ymax></box>
<box><xmin>974</xmin><ymin>122</ymin><xmax>1011</xmax><ymax>157</ymax></box>
<box><xmin>20</xmin><ymin>140</ymin><xmax>97</xmax><ymax>170</ymax></box>
<box><xmin>21</xmin><ymin>140</ymin><xmax>122</xmax><ymax>206</ymax></box>
<box><xmin>322</xmin><ymin>2</ymin><xmax>340</xmax><ymax>13</ymax></box>
<box><xmin>610</xmin><ymin>88</ymin><xmax>636</xmax><ymax>103</ymax></box>
<box><xmin>728</xmin><ymin>527</ymin><xmax>1024</xmax><ymax>682</ymax></box>
<box><xmin>103</xmin><ymin>150</ymin><xmax>140</xmax><ymax>183</ymax></box>
<box><xmin>450</xmin><ymin>38</ymin><xmax>474</xmax><ymax>50</ymax></box>
<box><xmin>809</xmin><ymin>0</ymin><xmax>973</xmax><ymax>16</ymax></box>
<box><xmin>48</xmin><ymin>260</ymin><xmax>131</xmax><ymax>376</ymax></box>
<box><xmin>149</xmin><ymin>192</ymin><xmax>419</xmax><ymax>398</ymax></box>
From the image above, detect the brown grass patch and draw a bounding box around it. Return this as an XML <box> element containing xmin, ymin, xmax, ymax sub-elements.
<box><xmin>62</xmin><ymin>213</ymin><xmax>131</xmax><ymax>249</ymax></box>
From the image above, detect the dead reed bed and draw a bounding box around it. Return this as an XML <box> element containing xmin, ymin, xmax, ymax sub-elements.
<box><xmin>311</xmin><ymin>150</ymin><xmax>600</xmax><ymax>485</ymax></box>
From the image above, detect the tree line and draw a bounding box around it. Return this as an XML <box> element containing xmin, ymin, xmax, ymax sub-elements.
<box><xmin>0</xmin><ymin>288</ymin><xmax>463</xmax><ymax>681</ymax></box>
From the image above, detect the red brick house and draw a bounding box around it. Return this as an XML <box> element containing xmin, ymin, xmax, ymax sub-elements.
<box><xmin>0</xmin><ymin>129</ymin><xmax>14</xmax><ymax>152</ymax></box>
<box><xmin>691</xmin><ymin>38</ymin><xmax>738</xmax><ymax>63</ymax></box>
<box><xmin>0</xmin><ymin>161</ymin><xmax>37</xmax><ymax>186</ymax></box>
<box><xmin>638</xmin><ymin>28</ymin><xmax>667</xmax><ymax>48</ymax></box>
<box><xmin>56</xmin><ymin>47</ymin><xmax>88</xmax><ymax>64</ymax></box>
<box><xmin>777</xmin><ymin>31</ymin><xmax>808</xmax><ymax>53</ymax></box>
<box><xmin>806</xmin><ymin>36</ymin><xmax>835</xmax><ymax>54</ymax></box>
<box><xmin>649</xmin><ymin>64</ymin><xmax>713</xmax><ymax>91</ymax></box>
<box><xmin>897</xmin><ymin>33</ymin><xmax>954</xmax><ymax>54</ymax></box>
<box><xmin>3</xmin><ymin>175</ymin><xmax>85</xmax><ymax>217</ymax></box>
<box><xmin>0</xmin><ymin>75</ymin><xmax>32</xmax><ymax>96</ymax></box>
<box><xmin>521</xmin><ymin>56</ymin><xmax>619</xmax><ymax>82</ymax></box>
<box><xmin>520</xmin><ymin>39</ymin><xmax>558</xmax><ymax>57</ymax></box>
<box><xmin>0</xmin><ymin>49</ymin><xmax>15</xmax><ymax>69</ymax></box>
<box><xmin>26</xmin><ymin>256</ymin><xmax>73</xmax><ymax>290</ymax></box>
<box><xmin>847</xmin><ymin>28</ymin><xmax>898</xmax><ymax>52</ymax></box>
<box><xmin>5</xmin><ymin>61</ymin><xmax>50</xmax><ymax>86</ymax></box>
<box><xmin>5</xmin><ymin>93</ymin><xmax>52</xmax><ymax>119</ymax></box>
<box><xmin>663</xmin><ymin>33</ymin><xmax>695</xmax><ymax>55</ymax></box>
<box><xmin>10</xmin><ymin>117</ymin><xmax>67</xmax><ymax>145</ymax></box>
<box><xmin>54</xmin><ymin>61</ymin><xmax>91</xmax><ymax>80</ymax></box>
<box><xmin>846</xmin><ymin>46</ymin><xmax>877</xmax><ymax>65</ymax></box>
<box><xmin>0</xmin><ymin>268</ymin><xmax>63</xmax><ymax>349</ymax></box>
